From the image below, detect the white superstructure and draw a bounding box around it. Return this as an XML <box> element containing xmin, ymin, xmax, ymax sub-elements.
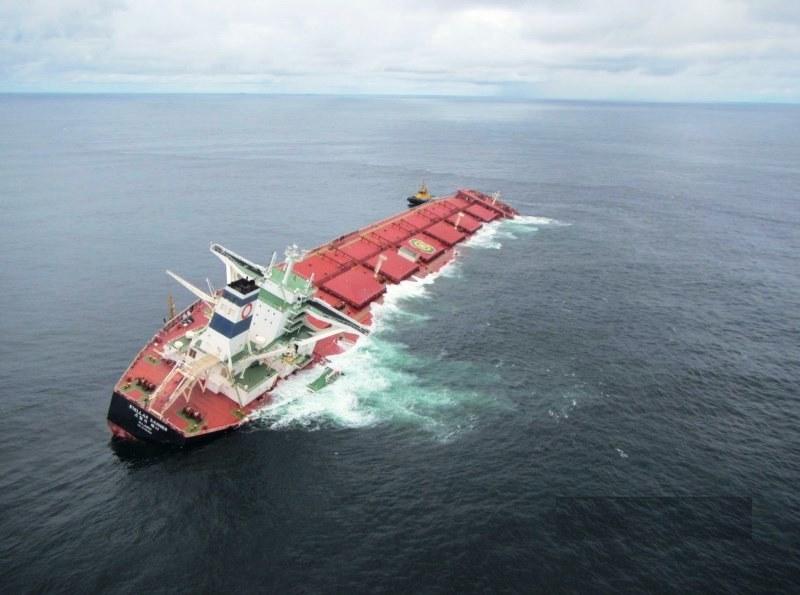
<box><xmin>155</xmin><ymin>243</ymin><xmax>368</xmax><ymax>409</ymax></box>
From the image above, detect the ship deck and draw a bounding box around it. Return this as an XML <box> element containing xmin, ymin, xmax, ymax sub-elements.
<box><xmin>112</xmin><ymin>189</ymin><xmax>518</xmax><ymax>442</ymax></box>
<box><xmin>115</xmin><ymin>301</ymin><xmax>267</xmax><ymax>436</ymax></box>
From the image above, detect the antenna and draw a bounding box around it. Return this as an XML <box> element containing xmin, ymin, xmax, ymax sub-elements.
<box><xmin>206</xmin><ymin>278</ymin><xmax>215</xmax><ymax>295</ymax></box>
<box><xmin>283</xmin><ymin>244</ymin><xmax>304</xmax><ymax>285</ymax></box>
<box><xmin>374</xmin><ymin>254</ymin><xmax>388</xmax><ymax>277</ymax></box>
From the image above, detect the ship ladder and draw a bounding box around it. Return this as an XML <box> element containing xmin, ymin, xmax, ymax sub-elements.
<box><xmin>154</xmin><ymin>354</ymin><xmax>219</xmax><ymax>416</ymax></box>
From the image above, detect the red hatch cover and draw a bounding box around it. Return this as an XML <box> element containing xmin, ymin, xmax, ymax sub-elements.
<box><xmin>449</xmin><ymin>196</ymin><xmax>470</xmax><ymax>209</ymax></box>
<box><xmin>458</xmin><ymin>189</ymin><xmax>489</xmax><ymax>202</ymax></box>
<box><xmin>414</xmin><ymin>206</ymin><xmax>442</xmax><ymax>221</ymax></box>
<box><xmin>363</xmin><ymin>231</ymin><xmax>391</xmax><ymax>248</ymax></box>
<box><xmin>398</xmin><ymin>211</ymin><xmax>436</xmax><ymax>231</ymax></box>
<box><xmin>403</xmin><ymin>233</ymin><xmax>446</xmax><ymax>262</ymax></box>
<box><xmin>394</xmin><ymin>218</ymin><xmax>417</xmax><ymax>234</ymax></box>
<box><xmin>314</xmin><ymin>289</ymin><xmax>344</xmax><ymax>310</ymax></box>
<box><xmin>424</xmin><ymin>202</ymin><xmax>457</xmax><ymax>219</ymax></box>
<box><xmin>371</xmin><ymin>223</ymin><xmax>411</xmax><ymax>245</ymax></box>
<box><xmin>322</xmin><ymin>249</ymin><xmax>353</xmax><ymax>265</ymax></box>
<box><xmin>321</xmin><ymin>265</ymin><xmax>386</xmax><ymax>309</ymax></box>
<box><xmin>446</xmin><ymin>211</ymin><xmax>482</xmax><ymax>233</ymax></box>
<box><xmin>367</xmin><ymin>249</ymin><xmax>419</xmax><ymax>283</ymax></box>
<box><xmin>424</xmin><ymin>221</ymin><xmax>467</xmax><ymax>246</ymax></box>
<box><xmin>339</xmin><ymin>237</ymin><xmax>382</xmax><ymax>262</ymax></box>
<box><xmin>461</xmin><ymin>189</ymin><xmax>507</xmax><ymax>216</ymax></box>
<box><xmin>293</xmin><ymin>254</ymin><xmax>347</xmax><ymax>283</ymax></box>
<box><xmin>466</xmin><ymin>203</ymin><xmax>499</xmax><ymax>222</ymax></box>
<box><xmin>474</xmin><ymin>199</ymin><xmax>506</xmax><ymax>216</ymax></box>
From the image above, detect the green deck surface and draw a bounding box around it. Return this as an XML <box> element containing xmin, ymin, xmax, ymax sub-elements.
<box><xmin>235</xmin><ymin>363</ymin><xmax>276</xmax><ymax>389</ymax></box>
<box><xmin>268</xmin><ymin>266</ymin><xmax>310</xmax><ymax>294</ymax></box>
<box><xmin>177</xmin><ymin>409</ymin><xmax>201</xmax><ymax>433</ymax></box>
<box><xmin>307</xmin><ymin>367</ymin><xmax>340</xmax><ymax>392</ymax></box>
<box><xmin>121</xmin><ymin>385</ymin><xmax>149</xmax><ymax>404</ymax></box>
<box><xmin>170</xmin><ymin>338</ymin><xmax>190</xmax><ymax>352</ymax></box>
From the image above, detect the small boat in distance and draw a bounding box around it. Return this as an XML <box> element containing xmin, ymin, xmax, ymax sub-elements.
<box><xmin>407</xmin><ymin>182</ymin><xmax>433</xmax><ymax>207</ymax></box>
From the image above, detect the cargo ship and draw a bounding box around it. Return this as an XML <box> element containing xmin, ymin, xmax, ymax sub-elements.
<box><xmin>107</xmin><ymin>189</ymin><xmax>517</xmax><ymax>445</ymax></box>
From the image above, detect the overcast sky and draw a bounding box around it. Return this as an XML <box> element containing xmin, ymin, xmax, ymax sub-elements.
<box><xmin>1</xmin><ymin>0</ymin><xmax>799</xmax><ymax>101</ymax></box>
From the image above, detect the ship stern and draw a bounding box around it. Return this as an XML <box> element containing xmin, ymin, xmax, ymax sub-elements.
<box><xmin>107</xmin><ymin>392</ymin><xmax>187</xmax><ymax>446</ymax></box>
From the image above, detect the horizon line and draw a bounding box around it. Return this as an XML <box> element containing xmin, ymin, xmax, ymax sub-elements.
<box><xmin>0</xmin><ymin>90</ymin><xmax>798</xmax><ymax>107</ymax></box>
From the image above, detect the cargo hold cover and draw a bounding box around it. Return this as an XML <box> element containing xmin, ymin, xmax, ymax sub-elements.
<box><xmin>321</xmin><ymin>265</ymin><xmax>386</xmax><ymax>309</ymax></box>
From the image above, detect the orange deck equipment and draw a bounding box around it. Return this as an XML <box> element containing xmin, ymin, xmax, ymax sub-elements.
<box><xmin>293</xmin><ymin>254</ymin><xmax>348</xmax><ymax>283</ymax></box>
<box><xmin>321</xmin><ymin>265</ymin><xmax>386</xmax><ymax>309</ymax></box>
<box><xmin>367</xmin><ymin>249</ymin><xmax>420</xmax><ymax>283</ymax></box>
<box><xmin>424</xmin><ymin>220</ymin><xmax>467</xmax><ymax>246</ymax></box>
<box><xmin>339</xmin><ymin>237</ymin><xmax>383</xmax><ymax>262</ymax></box>
<box><xmin>447</xmin><ymin>211</ymin><xmax>482</xmax><ymax>233</ymax></box>
<box><xmin>465</xmin><ymin>203</ymin><xmax>500</xmax><ymax>222</ymax></box>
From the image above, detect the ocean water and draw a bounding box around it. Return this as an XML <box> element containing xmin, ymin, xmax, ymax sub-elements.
<box><xmin>0</xmin><ymin>95</ymin><xmax>798</xmax><ymax>593</ymax></box>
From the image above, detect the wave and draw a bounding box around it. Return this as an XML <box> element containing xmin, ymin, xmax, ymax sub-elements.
<box><xmin>255</xmin><ymin>262</ymin><xmax>478</xmax><ymax>438</ymax></box>
<box><xmin>255</xmin><ymin>211</ymin><xmax>563</xmax><ymax>436</ymax></box>
<box><xmin>462</xmin><ymin>212</ymin><xmax>566</xmax><ymax>250</ymax></box>
<box><xmin>511</xmin><ymin>215</ymin><xmax>567</xmax><ymax>226</ymax></box>
<box><xmin>463</xmin><ymin>220</ymin><xmax>504</xmax><ymax>249</ymax></box>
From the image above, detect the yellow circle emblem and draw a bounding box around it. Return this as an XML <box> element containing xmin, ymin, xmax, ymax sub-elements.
<box><xmin>410</xmin><ymin>238</ymin><xmax>435</xmax><ymax>254</ymax></box>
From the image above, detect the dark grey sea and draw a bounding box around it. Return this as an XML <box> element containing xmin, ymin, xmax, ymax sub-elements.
<box><xmin>1</xmin><ymin>94</ymin><xmax>798</xmax><ymax>593</ymax></box>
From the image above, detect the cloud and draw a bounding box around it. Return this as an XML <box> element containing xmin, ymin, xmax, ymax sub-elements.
<box><xmin>1</xmin><ymin>0</ymin><xmax>799</xmax><ymax>101</ymax></box>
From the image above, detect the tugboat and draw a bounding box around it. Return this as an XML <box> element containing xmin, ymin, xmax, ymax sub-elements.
<box><xmin>107</xmin><ymin>188</ymin><xmax>518</xmax><ymax>446</ymax></box>
<box><xmin>407</xmin><ymin>182</ymin><xmax>433</xmax><ymax>207</ymax></box>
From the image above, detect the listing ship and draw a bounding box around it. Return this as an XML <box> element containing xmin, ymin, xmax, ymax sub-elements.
<box><xmin>107</xmin><ymin>189</ymin><xmax>517</xmax><ymax>445</ymax></box>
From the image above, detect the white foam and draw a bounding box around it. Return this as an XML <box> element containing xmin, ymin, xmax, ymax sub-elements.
<box><xmin>259</xmin><ymin>362</ymin><xmax>377</xmax><ymax>430</ymax></box>
<box><xmin>464</xmin><ymin>220</ymin><xmax>504</xmax><ymax>249</ymax></box>
<box><xmin>461</xmin><ymin>213</ymin><xmax>565</xmax><ymax>250</ymax></box>
<box><xmin>254</xmin><ymin>212</ymin><xmax>564</xmax><ymax>433</ymax></box>
<box><xmin>510</xmin><ymin>215</ymin><xmax>569</xmax><ymax>226</ymax></box>
<box><xmin>256</xmin><ymin>259</ymin><xmax>461</xmax><ymax>431</ymax></box>
<box><xmin>370</xmin><ymin>259</ymin><xmax>458</xmax><ymax>322</ymax></box>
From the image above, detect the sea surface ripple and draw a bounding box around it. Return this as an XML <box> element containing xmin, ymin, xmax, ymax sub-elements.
<box><xmin>0</xmin><ymin>95</ymin><xmax>798</xmax><ymax>593</ymax></box>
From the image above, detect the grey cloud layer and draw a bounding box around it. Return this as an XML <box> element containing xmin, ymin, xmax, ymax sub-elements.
<box><xmin>1</xmin><ymin>0</ymin><xmax>799</xmax><ymax>100</ymax></box>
